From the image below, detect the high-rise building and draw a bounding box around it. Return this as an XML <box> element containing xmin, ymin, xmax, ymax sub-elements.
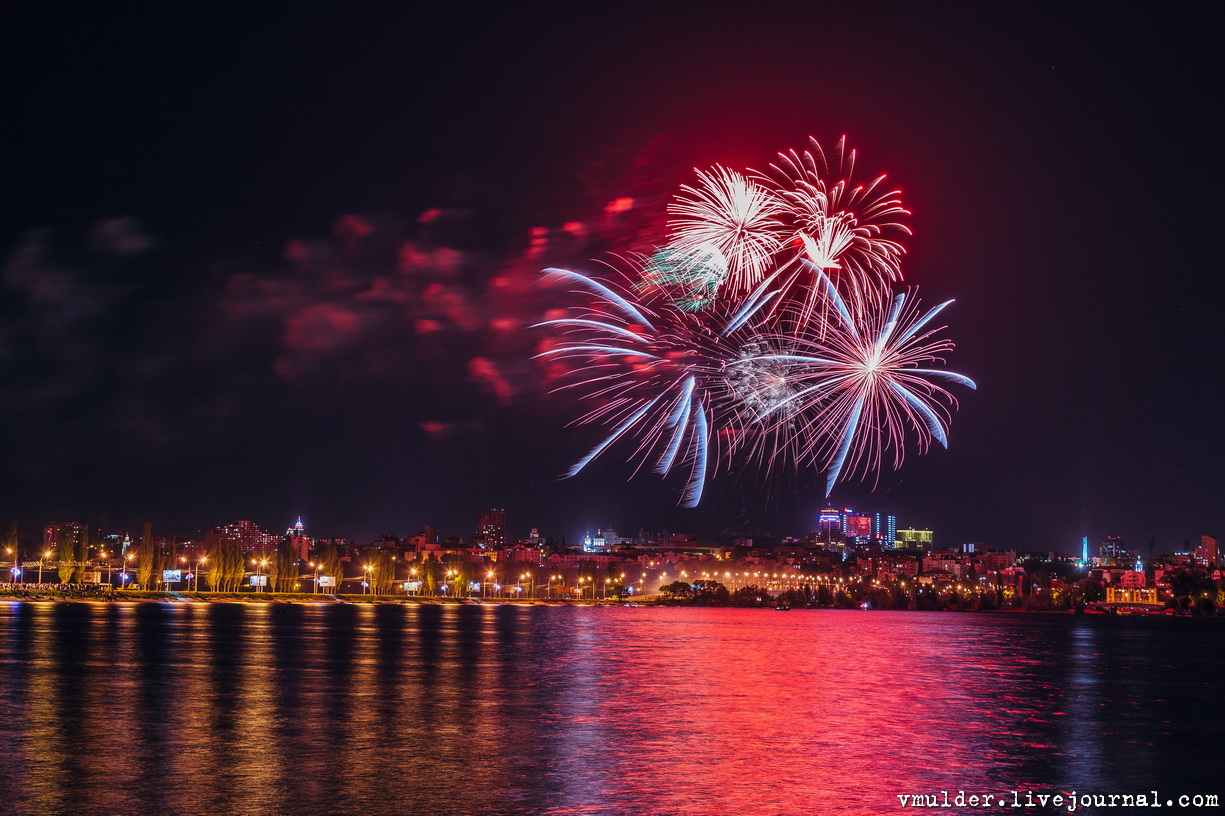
<box><xmin>205</xmin><ymin>520</ymin><xmax>282</xmax><ymax>555</ymax></box>
<box><xmin>872</xmin><ymin>513</ymin><xmax>897</xmax><ymax>544</ymax></box>
<box><xmin>477</xmin><ymin>509</ymin><xmax>506</xmax><ymax>549</ymax></box>
<box><xmin>1196</xmin><ymin>535</ymin><xmax>1219</xmax><ymax>566</ymax></box>
<box><xmin>1100</xmin><ymin>536</ymin><xmax>1131</xmax><ymax>564</ymax></box>
<box><xmin>43</xmin><ymin>522</ymin><xmax>86</xmax><ymax>553</ymax></box>
<box><xmin>844</xmin><ymin>512</ymin><xmax>872</xmax><ymax>540</ymax></box>
<box><xmin>285</xmin><ymin>517</ymin><xmax>311</xmax><ymax>560</ymax></box>
<box><xmin>818</xmin><ymin>507</ymin><xmax>843</xmax><ymax>542</ymax></box>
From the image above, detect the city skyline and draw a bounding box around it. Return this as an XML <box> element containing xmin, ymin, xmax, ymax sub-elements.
<box><xmin>9</xmin><ymin>505</ymin><xmax>1213</xmax><ymax>561</ymax></box>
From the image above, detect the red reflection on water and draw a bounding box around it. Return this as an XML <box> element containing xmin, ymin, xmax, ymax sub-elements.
<box><xmin>1</xmin><ymin>604</ymin><xmax>1220</xmax><ymax>815</ymax></box>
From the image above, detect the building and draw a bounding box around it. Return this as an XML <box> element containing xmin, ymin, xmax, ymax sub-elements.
<box><xmin>43</xmin><ymin>521</ymin><xmax>87</xmax><ymax>553</ymax></box>
<box><xmin>1105</xmin><ymin>586</ymin><xmax>1159</xmax><ymax>605</ymax></box>
<box><xmin>896</xmin><ymin>529</ymin><xmax>934</xmax><ymax>550</ymax></box>
<box><xmin>843</xmin><ymin>512</ymin><xmax>872</xmax><ymax>541</ymax></box>
<box><xmin>1196</xmin><ymin>535</ymin><xmax>1219</xmax><ymax>567</ymax></box>
<box><xmin>477</xmin><ymin>509</ymin><xmax>506</xmax><ymax>549</ymax></box>
<box><xmin>582</xmin><ymin>530</ymin><xmax>609</xmax><ymax>553</ymax></box>
<box><xmin>285</xmin><ymin>517</ymin><xmax>311</xmax><ymax>560</ymax></box>
<box><xmin>1100</xmin><ymin>536</ymin><xmax>1132</xmax><ymax>565</ymax></box>
<box><xmin>873</xmin><ymin>513</ymin><xmax>897</xmax><ymax>545</ymax></box>
<box><xmin>818</xmin><ymin>507</ymin><xmax>843</xmax><ymax>543</ymax></box>
<box><xmin>205</xmin><ymin>520</ymin><xmax>282</xmax><ymax>556</ymax></box>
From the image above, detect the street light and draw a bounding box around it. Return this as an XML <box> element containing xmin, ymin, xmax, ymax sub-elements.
<box><xmin>197</xmin><ymin>556</ymin><xmax>207</xmax><ymax>591</ymax></box>
<box><xmin>96</xmin><ymin>549</ymin><xmax>112</xmax><ymax>586</ymax></box>
<box><xmin>363</xmin><ymin>564</ymin><xmax>373</xmax><ymax>595</ymax></box>
<box><xmin>252</xmin><ymin>559</ymin><xmax>268</xmax><ymax>592</ymax></box>
<box><xmin>39</xmin><ymin>550</ymin><xmax>52</xmax><ymax>584</ymax></box>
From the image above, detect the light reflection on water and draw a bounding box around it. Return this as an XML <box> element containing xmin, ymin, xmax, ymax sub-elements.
<box><xmin>0</xmin><ymin>602</ymin><xmax>1220</xmax><ymax>815</ymax></box>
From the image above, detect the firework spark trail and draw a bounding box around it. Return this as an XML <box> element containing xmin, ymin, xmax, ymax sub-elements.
<box><xmin>750</xmin><ymin>262</ymin><xmax>975</xmax><ymax>496</ymax></box>
<box><xmin>535</xmin><ymin>266</ymin><xmax>812</xmax><ymax>507</ymax></box>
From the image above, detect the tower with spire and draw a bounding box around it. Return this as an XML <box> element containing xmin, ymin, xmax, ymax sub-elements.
<box><xmin>287</xmin><ymin>517</ymin><xmax>310</xmax><ymax>560</ymax></box>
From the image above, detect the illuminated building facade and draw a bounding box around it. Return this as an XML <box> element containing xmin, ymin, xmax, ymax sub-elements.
<box><xmin>205</xmin><ymin>519</ymin><xmax>282</xmax><ymax>555</ymax></box>
<box><xmin>1196</xmin><ymin>535</ymin><xmax>1219</xmax><ymax>566</ymax></box>
<box><xmin>476</xmin><ymin>509</ymin><xmax>506</xmax><ymax>549</ymax></box>
<box><xmin>896</xmin><ymin>529</ymin><xmax>934</xmax><ymax>550</ymax></box>
<box><xmin>1105</xmin><ymin>586</ymin><xmax>1159</xmax><ymax>605</ymax></box>
<box><xmin>872</xmin><ymin>513</ymin><xmax>897</xmax><ymax>544</ymax></box>
<box><xmin>286</xmin><ymin>517</ymin><xmax>311</xmax><ymax>560</ymax></box>
<box><xmin>582</xmin><ymin>530</ymin><xmax>609</xmax><ymax>553</ymax></box>
<box><xmin>1100</xmin><ymin>535</ymin><xmax>1132</xmax><ymax>565</ymax></box>
<box><xmin>43</xmin><ymin>521</ymin><xmax>86</xmax><ymax>552</ymax></box>
<box><xmin>818</xmin><ymin>507</ymin><xmax>843</xmax><ymax>542</ymax></box>
<box><xmin>844</xmin><ymin>513</ymin><xmax>872</xmax><ymax>541</ymax></box>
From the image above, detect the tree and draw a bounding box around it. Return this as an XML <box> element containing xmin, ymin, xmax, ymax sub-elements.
<box><xmin>372</xmin><ymin>550</ymin><xmax>396</xmax><ymax>595</ymax></box>
<box><xmin>442</xmin><ymin>552</ymin><xmax>472</xmax><ymax>597</ymax></box>
<box><xmin>74</xmin><ymin>527</ymin><xmax>90</xmax><ymax>583</ymax></box>
<box><xmin>604</xmin><ymin>560</ymin><xmax>626</xmax><ymax>599</ymax></box>
<box><xmin>1166</xmin><ymin>567</ymin><xmax>1216</xmax><ymax>602</ymax></box>
<box><xmin>817</xmin><ymin>584</ymin><xmax>834</xmax><ymax>607</ymax></box>
<box><xmin>135</xmin><ymin>522</ymin><xmax>155</xmax><ymax>589</ymax></box>
<box><xmin>420</xmin><ymin>553</ymin><xmax>441</xmax><ymax>595</ymax></box>
<box><xmin>731</xmin><ymin>585</ymin><xmax>772</xmax><ymax>606</ymax></box>
<box><xmin>57</xmin><ymin>528</ymin><xmax>76</xmax><ymax>583</ymax></box>
<box><xmin>691</xmin><ymin>580</ymin><xmax>730</xmax><ymax>605</ymax></box>
<box><xmin>1077</xmin><ymin>577</ymin><xmax>1105</xmax><ymax>603</ymax></box>
<box><xmin>270</xmin><ymin>536</ymin><xmax>298</xmax><ymax>593</ymax></box>
<box><xmin>318</xmin><ymin>542</ymin><xmax>343</xmax><ymax>593</ymax></box>
<box><xmin>209</xmin><ymin>538</ymin><xmax>246</xmax><ymax>593</ymax></box>
<box><xmin>660</xmin><ymin>580</ymin><xmax>694</xmax><ymax>602</ymax></box>
<box><xmin>4</xmin><ymin>520</ymin><xmax>17</xmax><ymax>564</ymax></box>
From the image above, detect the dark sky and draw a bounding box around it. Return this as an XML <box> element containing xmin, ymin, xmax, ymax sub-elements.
<box><xmin>2</xmin><ymin>2</ymin><xmax>1222</xmax><ymax>553</ymax></box>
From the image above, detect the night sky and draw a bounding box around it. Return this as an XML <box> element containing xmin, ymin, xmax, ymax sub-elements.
<box><xmin>3</xmin><ymin>2</ymin><xmax>1221</xmax><ymax>553</ymax></box>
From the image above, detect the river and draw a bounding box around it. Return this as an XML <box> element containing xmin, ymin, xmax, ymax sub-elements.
<box><xmin>0</xmin><ymin>602</ymin><xmax>1220</xmax><ymax>815</ymax></box>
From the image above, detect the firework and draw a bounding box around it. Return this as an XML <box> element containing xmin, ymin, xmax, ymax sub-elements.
<box><xmin>668</xmin><ymin>167</ymin><xmax>787</xmax><ymax>293</ymax></box>
<box><xmin>750</xmin><ymin>262</ymin><xmax>975</xmax><ymax>496</ymax></box>
<box><xmin>538</xmin><ymin>136</ymin><xmax>972</xmax><ymax>507</ymax></box>
<box><xmin>636</xmin><ymin>242</ymin><xmax>729</xmax><ymax>312</ymax></box>
<box><xmin>536</xmin><ymin>266</ymin><xmax>800</xmax><ymax>506</ymax></box>
<box><xmin>766</xmin><ymin>136</ymin><xmax>910</xmax><ymax>282</ymax></box>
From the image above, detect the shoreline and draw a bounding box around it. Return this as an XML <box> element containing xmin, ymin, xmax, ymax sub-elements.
<box><xmin>0</xmin><ymin>589</ymin><xmax>635</xmax><ymax>606</ymax></box>
<box><xmin>0</xmin><ymin>590</ymin><xmax>1195</xmax><ymax>615</ymax></box>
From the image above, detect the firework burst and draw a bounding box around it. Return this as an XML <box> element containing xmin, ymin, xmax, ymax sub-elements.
<box><xmin>750</xmin><ymin>262</ymin><xmax>975</xmax><ymax>495</ymax></box>
<box><xmin>536</xmin><ymin>265</ymin><xmax>807</xmax><ymax>506</ymax></box>
<box><xmin>635</xmin><ymin>242</ymin><xmax>729</xmax><ymax>312</ymax></box>
<box><xmin>667</xmin><ymin>167</ymin><xmax>786</xmax><ymax>293</ymax></box>
<box><xmin>767</xmin><ymin>136</ymin><xmax>910</xmax><ymax>278</ymax></box>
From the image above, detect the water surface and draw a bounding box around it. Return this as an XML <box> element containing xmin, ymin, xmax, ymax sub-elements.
<box><xmin>0</xmin><ymin>602</ymin><xmax>1220</xmax><ymax>815</ymax></box>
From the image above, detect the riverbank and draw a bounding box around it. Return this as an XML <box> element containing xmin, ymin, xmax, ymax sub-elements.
<box><xmin>0</xmin><ymin>588</ymin><xmax>1195</xmax><ymax>615</ymax></box>
<box><xmin>0</xmin><ymin>588</ymin><xmax>640</xmax><ymax>605</ymax></box>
